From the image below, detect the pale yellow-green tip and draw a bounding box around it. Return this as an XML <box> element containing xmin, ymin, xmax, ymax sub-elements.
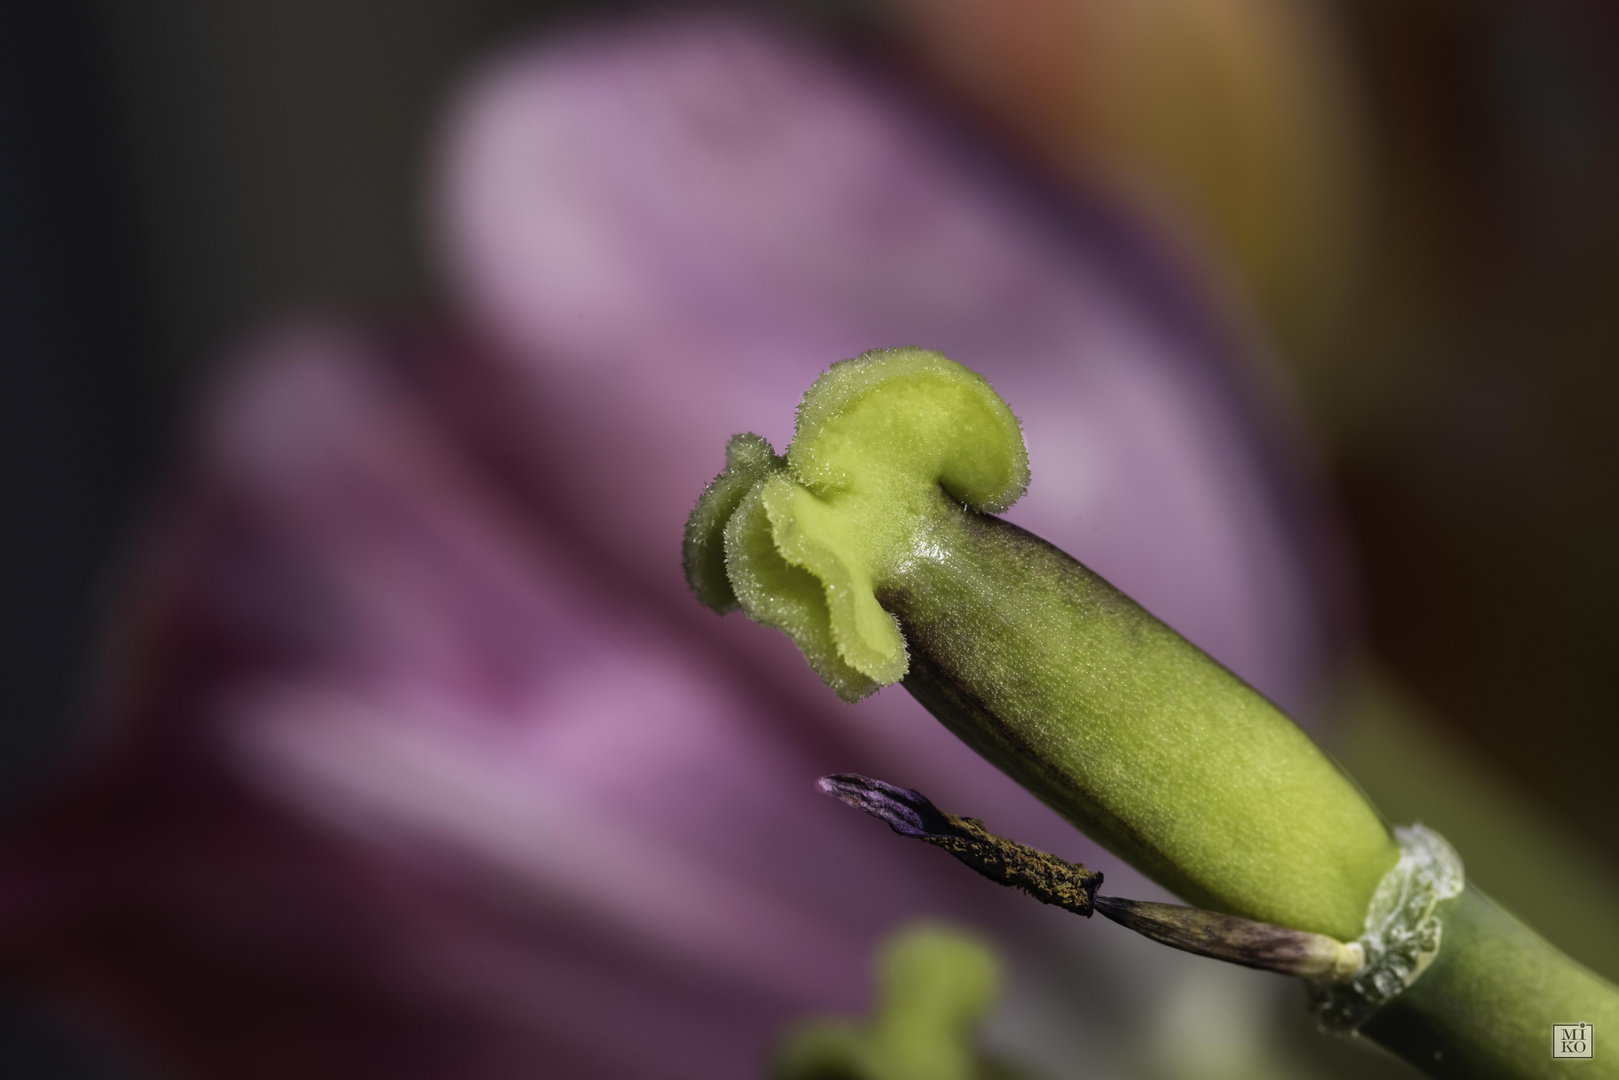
<box><xmin>685</xmin><ymin>348</ymin><xmax>1026</xmax><ymax>701</ymax></box>
<box><xmin>771</xmin><ymin>923</ymin><xmax>1005</xmax><ymax>1080</ymax></box>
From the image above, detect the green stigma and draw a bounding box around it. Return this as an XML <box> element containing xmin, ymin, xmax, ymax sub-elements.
<box><xmin>685</xmin><ymin>348</ymin><xmax>1026</xmax><ymax>701</ymax></box>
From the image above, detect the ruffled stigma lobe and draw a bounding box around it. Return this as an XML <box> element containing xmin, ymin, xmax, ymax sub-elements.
<box><xmin>682</xmin><ymin>349</ymin><xmax>1027</xmax><ymax>701</ymax></box>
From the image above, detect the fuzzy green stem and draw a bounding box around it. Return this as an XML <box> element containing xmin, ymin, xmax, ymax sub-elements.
<box><xmin>1362</xmin><ymin>886</ymin><xmax>1619</xmax><ymax>1078</ymax></box>
<box><xmin>688</xmin><ymin>349</ymin><xmax>1619</xmax><ymax>1077</ymax></box>
<box><xmin>688</xmin><ymin>349</ymin><xmax>1394</xmax><ymax>937</ymax></box>
<box><xmin>884</xmin><ymin>502</ymin><xmax>1394</xmax><ymax>940</ymax></box>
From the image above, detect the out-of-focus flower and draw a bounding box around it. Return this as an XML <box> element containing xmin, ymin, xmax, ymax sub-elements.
<box><xmin>773</xmin><ymin>923</ymin><xmax>1025</xmax><ymax>1080</ymax></box>
<box><xmin>0</xmin><ymin>14</ymin><xmax>1349</xmax><ymax>1080</ymax></box>
<box><xmin>435</xmin><ymin>15</ymin><xmax>1345</xmax><ymax>726</ymax></box>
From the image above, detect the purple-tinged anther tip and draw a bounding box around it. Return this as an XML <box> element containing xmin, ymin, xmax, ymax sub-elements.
<box><xmin>817</xmin><ymin>774</ymin><xmax>967</xmax><ymax>841</ymax></box>
<box><xmin>818</xmin><ymin>773</ymin><xmax>1102</xmax><ymax>918</ymax></box>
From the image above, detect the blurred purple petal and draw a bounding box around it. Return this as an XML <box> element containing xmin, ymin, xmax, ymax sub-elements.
<box><xmin>4</xmin><ymin>322</ymin><xmax>1016</xmax><ymax>1078</ymax></box>
<box><xmin>0</xmin><ymin>13</ymin><xmax>1352</xmax><ymax>1080</ymax></box>
<box><xmin>434</xmin><ymin>15</ymin><xmax>1346</xmax><ymax>719</ymax></box>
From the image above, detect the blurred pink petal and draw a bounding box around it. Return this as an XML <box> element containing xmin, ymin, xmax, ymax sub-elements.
<box><xmin>1</xmin><ymin>13</ymin><xmax>1352</xmax><ymax>1080</ymax></box>
<box><xmin>435</xmin><ymin>15</ymin><xmax>1346</xmax><ymax>723</ymax></box>
<box><xmin>3</xmin><ymin>322</ymin><xmax>1015</xmax><ymax>1079</ymax></box>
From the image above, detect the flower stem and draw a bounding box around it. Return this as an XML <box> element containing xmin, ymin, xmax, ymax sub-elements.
<box><xmin>1362</xmin><ymin>885</ymin><xmax>1619</xmax><ymax>1079</ymax></box>
<box><xmin>689</xmin><ymin>349</ymin><xmax>1619</xmax><ymax>1077</ymax></box>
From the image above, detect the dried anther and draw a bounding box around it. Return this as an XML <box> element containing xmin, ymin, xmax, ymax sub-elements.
<box><xmin>821</xmin><ymin>773</ymin><xmax>1365</xmax><ymax>983</ymax></box>
<box><xmin>1093</xmin><ymin>895</ymin><xmax>1364</xmax><ymax>981</ymax></box>
<box><xmin>817</xmin><ymin>773</ymin><xmax>1101</xmax><ymax>917</ymax></box>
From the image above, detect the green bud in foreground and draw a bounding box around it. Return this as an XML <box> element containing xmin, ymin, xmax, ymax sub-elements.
<box><xmin>772</xmin><ymin>923</ymin><xmax>1028</xmax><ymax>1080</ymax></box>
<box><xmin>687</xmin><ymin>348</ymin><xmax>1395</xmax><ymax>940</ymax></box>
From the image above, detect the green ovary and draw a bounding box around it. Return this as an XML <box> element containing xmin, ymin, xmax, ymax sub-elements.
<box><xmin>686</xmin><ymin>347</ymin><xmax>1396</xmax><ymax>940</ymax></box>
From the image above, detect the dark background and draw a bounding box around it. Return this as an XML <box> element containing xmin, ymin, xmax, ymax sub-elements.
<box><xmin>1</xmin><ymin>1</ymin><xmax>585</xmax><ymax>1072</ymax></box>
<box><xmin>4</xmin><ymin>1</ymin><xmax>1617</xmax><ymax>1075</ymax></box>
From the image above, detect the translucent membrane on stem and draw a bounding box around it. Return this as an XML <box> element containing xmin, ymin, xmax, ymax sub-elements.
<box><xmin>1309</xmin><ymin>824</ymin><xmax>1465</xmax><ymax>1032</ymax></box>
